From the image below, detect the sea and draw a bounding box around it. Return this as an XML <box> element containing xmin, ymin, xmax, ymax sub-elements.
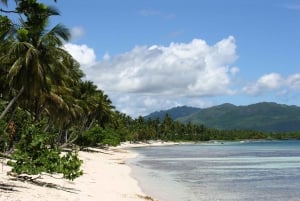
<box><xmin>128</xmin><ymin>140</ymin><xmax>300</xmax><ymax>201</ymax></box>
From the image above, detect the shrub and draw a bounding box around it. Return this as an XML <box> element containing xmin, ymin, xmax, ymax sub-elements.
<box><xmin>76</xmin><ymin>126</ymin><xmax>121</xmax><ymax>147</ymax></box>
<box><xmin>7</xmin><ymin>124</ymin><xmax>83</xmax><ymax>180</ymax></box>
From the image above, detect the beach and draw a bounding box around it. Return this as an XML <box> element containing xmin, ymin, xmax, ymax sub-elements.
<box><xmin>0</xmin><ymin>142</ymin><xmax>170</xmax><ymax>201</ymax></box>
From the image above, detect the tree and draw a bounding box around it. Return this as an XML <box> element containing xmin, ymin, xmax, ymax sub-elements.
<box><xmin>0</xmin><ymin>0</ymin><xmax>83</xmax><ymax>180</ymax></box>
<box><xmin>0</xmin><ymin>0</ymin><xmax>76</xmax><ymax>121</ymax></box>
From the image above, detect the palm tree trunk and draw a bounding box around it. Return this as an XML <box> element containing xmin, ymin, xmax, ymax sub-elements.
<box><xmin>0</xmin><ymin>86</ymin><xmax>24</xmax><ymax>121</ymax></box>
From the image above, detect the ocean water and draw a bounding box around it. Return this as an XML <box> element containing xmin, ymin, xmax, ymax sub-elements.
<box><xmin>128</xmin><ymin>140</ymin><xmax>300</xmax><ymax>201</ymax></box>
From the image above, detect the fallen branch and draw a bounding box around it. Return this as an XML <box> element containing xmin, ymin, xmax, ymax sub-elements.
<box><xmin>7</xmin><ymin>172</ymin><xmax>41</xmax><ymax>181</ymax></box>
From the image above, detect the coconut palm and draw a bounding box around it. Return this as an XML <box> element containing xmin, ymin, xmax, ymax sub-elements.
<box><xmin>74</xmin><ymin>81</ymin><xmax>115</xmax><ymax>130</ymax></box>
<box><xmin>0</xmin><ymin>1</ymin><xmax>76</xmax><ymax>121</ymax></box>
<box><xmin>95</xmin><ymin>90</ymin><xmax>115</xmax><ymax>128</ymax></box>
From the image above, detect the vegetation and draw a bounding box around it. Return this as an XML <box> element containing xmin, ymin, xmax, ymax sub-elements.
<box><xmin>0</xmin><ymin>0</ymin><xmax>109</xmax><ymax>180</ymax></box>
<box><xmin>147</xmin><ymin>103</ymin><xmax>300</xmax><ymax>132</ymax></box>
<box><xmin>1</xmin><ymin>0</ymin><xmax>300</xmax><ymax>182</ymax></box>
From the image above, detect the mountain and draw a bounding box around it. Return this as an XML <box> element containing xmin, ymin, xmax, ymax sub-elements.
<box><xmin>144</xmin><ymin>106</ymin><xmax>200</xmax><ymax>121</ymax></box>
<box><xmin>144</xmin><ymin>102</ymin><xmax>300</xmax><ymax>132</ymax></box>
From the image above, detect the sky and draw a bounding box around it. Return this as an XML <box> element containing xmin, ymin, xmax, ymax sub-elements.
<box><xmin>6</xmin><ymin>0</ymin><xmax>300</xmax><ymax>117</ymax></box>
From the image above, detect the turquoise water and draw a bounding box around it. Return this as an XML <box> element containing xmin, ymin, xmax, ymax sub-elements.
<box><xmin>129</xmin><ymin>140</ymin><xmax>300</xmax><ymax>201</ymax></box>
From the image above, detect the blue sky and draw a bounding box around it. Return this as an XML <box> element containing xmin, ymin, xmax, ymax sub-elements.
<box><xmin>8</xmin><ymin>0</ymin><xmax>300</xmax><ymax>117</ymax></box>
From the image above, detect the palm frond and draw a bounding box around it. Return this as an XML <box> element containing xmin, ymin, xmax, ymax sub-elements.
<box><xmin>46</xmin><ymin>5</ymin><xmax>60</xmax><ymax>16</ymax></box>
<box><xmin>50</xmin><ymin>23</ymin><xmax>70</xmax><ymax>42</ymax></box>
<box><xmin>47</xmin><ymin>91</ymin><xmax>65</xmax><ymax>106</ymax></box>
<box><xmin>8</xmin><ymin>41</ymin><xmax>33</xmax><ymax>57</ymax></box>
<box><xmin>25</xmin><ymin>46</ymin><xmax>38</xmax><ymax>66</ymax></box>
<box><xmin>7</xmin><ymin>57</ymin><xmax>23</xmax><ymax>83</ymax></box>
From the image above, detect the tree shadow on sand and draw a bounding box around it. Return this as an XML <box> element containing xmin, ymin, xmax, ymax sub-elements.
<box><xmin>7</xmin><ymin>175</ymin><xmax>80</xmax><ymax>194</ymax></box>
<box><xmin>0</xmin><ymin>183</ymin><xmax>24</xmax><ymax>192</ymax></box>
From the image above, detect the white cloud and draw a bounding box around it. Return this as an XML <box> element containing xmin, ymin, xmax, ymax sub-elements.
<box><xmin>103</xmin><ymin>53</ymin><xmax>111</xmax><ymax>61</ymax></box>
<box><xmin>63</xmin><ymin>43</ymin><xmax>96</xmax><ymax>68</ymax></box>
<box><xmin>242</xmin><ymin>73</ymin><xmax>283</xmax><ymax>95</ymax></box>
<box><xmin>109</xmin><ymin>93</ymin><xmax>214</xmax><ymax>117</ymax></box>
<box><xmin>82</xmin><ymin>36</ymin><xmax>239</xmax><ymax>116</ymax></box>
<box><xmin>287</xmin><ymin>73</ymin><xmax>300</xmax><ymax>89</ymax></box>
<box><xmin>87</xmin><ymin>36</ymin><xmax>238</xmax><ymax>97</ymax></box>
<box><xmin>242</xmin><ymin>73</ymin><xmax>300</xmax><ymax>95</ymax></box>
<box><xmin>257</xmin><ymin>73</ymin><xmax>283</xmax><ymax>89</ymax></box>
<box><xmin>230</xmin><ymin>67</ymin><xmax>240</xmax><ymax>75</ymax></box>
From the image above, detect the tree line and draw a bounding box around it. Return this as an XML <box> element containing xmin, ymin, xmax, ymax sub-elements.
<box><xmin>1</xmin><ymin>0</ymin><xmax>299</xmax><ymax>181</ymax></box>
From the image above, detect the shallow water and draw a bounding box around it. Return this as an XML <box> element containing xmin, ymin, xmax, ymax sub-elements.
<box><xmin>128</xmin><ymin>140</ymin><xmax>300</xmax><ymax>201</ymax></box>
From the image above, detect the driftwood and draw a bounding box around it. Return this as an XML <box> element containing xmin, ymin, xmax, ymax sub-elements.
<box><xmin>7</xmin><ymin>172</ymin><xmax>41</xmax><ymax>181</ymax></box>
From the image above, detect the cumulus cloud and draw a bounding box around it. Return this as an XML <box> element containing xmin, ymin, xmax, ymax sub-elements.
<box><xmin>287</xmin><ymin>73</ymin><xmax>300</xmax><ymax>89</ymax></box>
<box><xmin>71</xmin><ymin>36</ymin><xmax>299</xmax><ymax>117</ymax></box>
<box><xmin>80</xmin><ymin>36</ymin><xmax>239</xmax><ymax>116</ymax></box>
<box><xmin>87</xmin><ymin>36</ymin><xmax>238</xmax><ymax>97</ymax></box>
<box><xmin>109</xmin><ymin>93</ymin><xmax>214</xmax><ymax>117</ymax></box>
<box><xmin>242</xmin><ymin>73</ymin><xmax>300</xmax><ymax>95</ymax></box>
<box><xmin>63</xmin><ymin>43</ymin><xmax>96</xmax><ymax>68</ymax></box>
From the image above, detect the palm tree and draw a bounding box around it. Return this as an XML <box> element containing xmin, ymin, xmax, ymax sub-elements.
<box><xmin>0</xmin><ymin>15</ymin><xmax>15</xmax><ymax>108</ymax></box>
<box><xmin>0</xmin><ymin>1</ymin><xmax>75</xmax><ymax>121</ymax></box>
<box><xmin>94</xmin><ymin>90</ymin><xmax>115</xmax><ymax>128</ymax></box>
<box><xmin>74</xmin><ymin>81</ymin><xmax>115</xmax><ymax>130</ymax></box>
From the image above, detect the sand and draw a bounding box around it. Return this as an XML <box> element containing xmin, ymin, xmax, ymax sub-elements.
<box><xmin>0</xmin><ymin>142</ymin><xmax>169</xmax><ymax>201</ymax></box>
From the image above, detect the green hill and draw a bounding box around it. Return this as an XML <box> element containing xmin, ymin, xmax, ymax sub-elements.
<box><xmin>145</xmin><ymin>102</ymin><xmax>300</xmax><ymax>132</ymax></box>
<box><xmin>144</xmin><ymin>106</ymin><xmax>200</xmax><ymax>121</ymax></box>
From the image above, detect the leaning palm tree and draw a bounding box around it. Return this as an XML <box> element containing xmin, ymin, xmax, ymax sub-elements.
<box><xmin>0</xmin><ymin>1</ymin><xmax>76</xmax><ymax>121</ymax></box>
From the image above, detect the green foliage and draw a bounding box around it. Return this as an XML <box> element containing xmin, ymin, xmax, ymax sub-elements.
<box><xmin>101</xmin><ymin>128</ymin><xmax>121</xmax><ymax>146</ymax></box>
<box><xmin>7</xmin><ymin>124</ymin><xmax>82</xmax><ymax>180</ymax></box>
<box><xmin>60</xmin><ymin>152</ymin><xmax>83</xmax><ymax>180</ymax></box>
<box><xmin>0</xmin><ymin>15</ymin><xmax>12</xmax><ymax>40</ymax></box>
<box><xmin>76</xmin><ymin>126</ymin><xmax>121</xmax><ymax>147</ymax></box>
<box><xmin>17</xmin><ymin>28</ymin><xmax>28</xmax><ymax>41</ymax></box>
<box><xmin>117</xmin><ymin>113</ymin><xmax>300</xmax><ymax>143</ymax></box>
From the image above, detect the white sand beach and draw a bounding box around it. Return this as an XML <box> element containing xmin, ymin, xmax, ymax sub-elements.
<box><xmin>0</xmin><ymin>142</ymin><xmax>170</xmax><ymax>201</ymax></box>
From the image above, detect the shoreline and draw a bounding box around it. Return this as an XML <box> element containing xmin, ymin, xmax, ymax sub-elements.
<box><xmin>0</xmin><ymin>141</ymin><xmax>179</xmax><ymax>201</ymax></box>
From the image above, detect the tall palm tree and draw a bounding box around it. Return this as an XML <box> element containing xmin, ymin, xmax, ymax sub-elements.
<box><xmin>93</xmin><ymin>90</ymin><xmax>115</xmax><ymax>128</ymax></box>
<box><xmin>74</xmin><ymin>81</ymin><xmax>115</xmax><ymax>130</ymax></box>
<box><xmin>0</xmin><ymin>1</ymin><xmax>75</xmax><ymax>120</ymax></box>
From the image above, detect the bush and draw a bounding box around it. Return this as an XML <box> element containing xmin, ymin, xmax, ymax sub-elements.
<box><xmin>76</xmin><ymin>126</ymin><xmax>121</xmax><ymax>147</ymax></box>
<box><xmin>101</xmin><ymin>128</ymin><xmax>121</xmax><ymax>146</ymax></box>
<box><xmin>7</xmin><ymin>124</ymin><xmax>83</xmax><ymax>180</ymax></box>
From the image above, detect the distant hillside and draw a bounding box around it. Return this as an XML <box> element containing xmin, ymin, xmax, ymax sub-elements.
<box><xmin>145</xmin><ymin>102</ymin><xmax>300</xmax><ymax>132</ymax></box>
<box><xmin>144</xmin><ymin>106</ymin><xmax>200</xmax><ymax>120</ymax></box>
